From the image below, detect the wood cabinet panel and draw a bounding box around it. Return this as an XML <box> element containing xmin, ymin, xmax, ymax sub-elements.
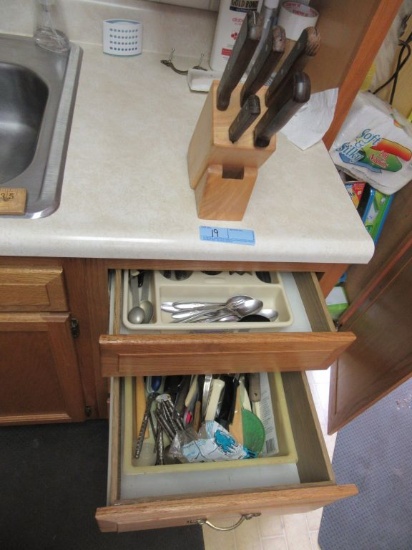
<box><xmin>0</xmin><ymin>313</ymin><xmax>85</xmax><ymax>424</ymax></box>
<box><xmin>100</xmin><ymin>332</ymin><xmax>355</xmax><ymax>377</ymax></box>
<box><xmin>0</xmin><ymin>266</ymin><xmax>67</xmax><ymax>311</ymax></box>
<box><xmin>313</xmin><ymin>0</ymin><xmax>404</xmax><ymax>148</ymax></box>
<box><xmin>328</xmin><ymin>239</ymin><xmax>412</xmax><ymax>433</ymax></box>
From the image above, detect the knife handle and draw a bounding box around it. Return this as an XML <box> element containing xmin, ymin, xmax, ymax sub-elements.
<box><xmin>254</xmin><ymin>71</ymin><xmax>311</xmax><ymax>148</ymax></box>
<box><xmin>248</xmin><ymin>373</ymin><xmax>261</xmax><ymax>402</ymax></box>
<box><xmin>265</xmin><ymin>26</ymin><xmax>320</xmax><ymax>108</ymax></box>
<box><xmin>241</xmin><ymin>25</ymin><xmax>286</xmax><ymax>105</ymax></box>
<box><xmin>228</xmin><ymin>95</ymin><xmax>261</xmax><ymax>143</ymax></box>
<box><xmin>216</xmin><ymin>11</ymin><xmax>262</xmax><ymax>111</ymax></box>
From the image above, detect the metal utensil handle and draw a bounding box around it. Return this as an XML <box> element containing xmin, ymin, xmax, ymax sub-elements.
<box><xmin>140</xmin><ymin>271</ymin><xmax>151</xmax><ymax>302</ymax></box>
<box><xmin>129</xmin><ymin>273</ymin><xmax>140</xmax><ymax>307</ymax></box>
<box><xmin>180</xmin><ymin>308</ymin><xmax>236</xmax><ymax>323</ymax></box>
<box><xmin>134</xmin><ymin>393</ymin><xmax>156</xmax><ymax>459</ymax></box>
<box><xmin>173</xmin><ymin>301</ymin><xmax>223</xmax><ymax>311</ymax></box>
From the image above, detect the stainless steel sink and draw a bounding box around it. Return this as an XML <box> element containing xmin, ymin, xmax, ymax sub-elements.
<box><xmin>0</xmin><ymin>33</ymin><xmax>82</xmax><ymax>218</ymax></box>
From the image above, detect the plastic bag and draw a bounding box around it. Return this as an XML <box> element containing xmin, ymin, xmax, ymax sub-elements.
<box><xmin>169</xmin><ymin>421</ymin><xmax>255</xmax><ymax>463</ymax></box>
<box><xmin>329</xmin><ymin>92</ymin><xmax>412</xmax><ymax>195</ymax></box>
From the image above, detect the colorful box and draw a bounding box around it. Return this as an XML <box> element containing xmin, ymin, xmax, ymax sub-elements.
<box><xmin>344</xmin><ymin>181</ymin><xmax>366</xmax><ymax>208</ymax></box>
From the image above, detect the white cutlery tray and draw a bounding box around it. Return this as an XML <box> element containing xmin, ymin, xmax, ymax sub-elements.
<box><xmin>122</xmin><ymin>270</ymin><xmax>293</xmax><ymax>333</ymax></box>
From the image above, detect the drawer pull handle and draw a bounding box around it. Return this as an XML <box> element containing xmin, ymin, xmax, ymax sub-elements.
<box><xmin>191</xmin><ymin>513</ymin><xmax>260</xmax><ymax>531</ymax></box>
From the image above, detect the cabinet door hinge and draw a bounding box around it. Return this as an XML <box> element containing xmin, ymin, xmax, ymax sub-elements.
<box><xmin>70</xmin><ymin>317</ymin><xmax>80</xmax><ymax>338</ymax></box>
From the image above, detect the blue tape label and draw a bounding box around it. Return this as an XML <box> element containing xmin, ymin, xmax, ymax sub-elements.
<box><xmin>199</xmin><ymin>226</ymin><xmax>255</xmax><ymax>246</ymax></box>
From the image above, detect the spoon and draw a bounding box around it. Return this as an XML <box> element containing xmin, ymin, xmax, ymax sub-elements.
<box><xmin>139</xmin><ymin>272</ymin><xmax>154</xmax><ymax>323</ymax></box>
<box><xmin>171</xmin><ymin>295</ymin><xmax>255</xmax><ymax>312</ymax></box>
<box><xmin>128</xmin><ymin>272</ymin><xmax>154</xmax><ymax>324</ymax></box>
<box><xmin>127</xmin><ymin>274</ymin><xmax>144</xmax><ymax>324</ymax></box>
<box><xmin>173</xmin><ymin>297</ymin><xmax>263</xmax><ymax>323</ymax></box>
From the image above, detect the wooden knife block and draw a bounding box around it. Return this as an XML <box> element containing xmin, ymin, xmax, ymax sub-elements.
<box><xmin>187</xmin><ymin>80</ymin><xmax>276</xmax><ymax>221</ymax></box>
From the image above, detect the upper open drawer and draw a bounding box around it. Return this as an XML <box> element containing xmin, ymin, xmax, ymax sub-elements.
<box><xmin>99</xmin><ymin>270</ymin><xmax>355</xmax><ymax>377</ymax></box>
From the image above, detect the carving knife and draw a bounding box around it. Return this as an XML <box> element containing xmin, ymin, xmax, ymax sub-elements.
<box><xmin>240</xmin><ymin>25</ymin><xmax>286</xmax><ymax>105</ymax></box>
<box><xmin>216</xmin><ymin>11</ymin><xmax>263</xmax><ymax>111</ymax></box>
<box><xmin>265</xmin><ymin>26</ymin><xmax>320</xmax><ymax>108</ymax></box>
<box><xmin>254</xmin><ymin>71</ymin><xmax>311</xmax><ymax>148</ymax></box>
<box><xmin>228</xmin><ymin>94</ymin><xmax>261</xmax><ymax>143</ymax></box>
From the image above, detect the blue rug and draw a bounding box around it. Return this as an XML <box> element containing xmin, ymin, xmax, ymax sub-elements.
<box><xmin>319</xmin><ymin>377</ymin><xmax>412</xmax><ymax>550</ymax></box>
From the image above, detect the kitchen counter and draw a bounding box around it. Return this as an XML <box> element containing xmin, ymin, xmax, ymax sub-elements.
<box><xmin>0</xmin><ymin>42</ymin><xmax>374</xmax><ymax>265</ymax></box>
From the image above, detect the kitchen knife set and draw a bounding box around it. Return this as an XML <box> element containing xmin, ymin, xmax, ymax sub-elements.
<box><xmin>217</xmin><ymin>11</ymin><xmax>320</xmax><ymax>146</ymax></box>
<box><xmin>186</xmin><ymin>13</ymin><xmax>320</xmax><ymax>221</ymax></box>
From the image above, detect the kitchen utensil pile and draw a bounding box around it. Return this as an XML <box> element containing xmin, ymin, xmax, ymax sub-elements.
<box><xmin>218</xmin><ymin>11</ymin><xmax>320</xmax><ymax>144</ymax></box>
<box><xmin>134</xmin><ymin>373</ymin><xmax>273</xmax><ymax>465</ymax></box>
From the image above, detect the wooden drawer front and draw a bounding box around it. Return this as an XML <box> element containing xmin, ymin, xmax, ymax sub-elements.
<box><xmin>95</xmin><ymin>373</ymin><xmax>357</xmax><ymax>532</ymax></box>
<box><xmin>0</xmin><ymin>267</ymin><xmax>67</xmax><ymax>311</ymax></box>
<box><xmin>100</xmin><ymin>332</ymin><xmax>354</xmax><ymax>376</ymax></box>
<box><xmin>99</xmin><ymin>271</ymin><xmax>355</xmax><ymax>377</ymax></box>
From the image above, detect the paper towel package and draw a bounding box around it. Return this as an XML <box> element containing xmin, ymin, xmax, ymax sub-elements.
<box><xmin>329</xmin><ymin>92</ymin><xmax>412</xmax><ymax>195</ymax></box>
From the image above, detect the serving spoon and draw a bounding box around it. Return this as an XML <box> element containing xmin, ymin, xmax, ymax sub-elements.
<box><xmin>128</xmin><ymin>272</ymin><xmax>153</xmax><ymax>324</ymax></box>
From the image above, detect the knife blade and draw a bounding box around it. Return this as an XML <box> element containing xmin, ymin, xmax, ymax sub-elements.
<box><xmin>265</xmin><ymin>26</ymin><xmax>320</xmax><ymax>108</ymax></box>
<box><xmin>240</xmin><ymin>25</ymin><xmax>286</xmax><ymax>105</ymax></box>
<box><xmin>216</xmin><ymin>11</ymin><xmax>262</xmax><ymax>111</ymax></box>
<box><xmin>254</xmin><ymin>71</ymin><xmax>311</xmax><ymax>148</ymax></box>
<box><xmin>228</xmin><ymin>94</ymin><xmax>261</xmax><ymax>143</ymax></box>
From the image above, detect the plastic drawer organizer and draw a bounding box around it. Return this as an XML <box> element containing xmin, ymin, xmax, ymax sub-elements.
<box><xmin>122</xmin><ymin>270</ymin><xmax>293</xmax><ymax>333</ymax></box>
<box><xmin>117</xmin><ymin>271</ymin><xmax>299</xmax><ymax>498</ymax></box>
<box><xmin>119</xmin><ymin>375</ymin><xmax>300</xmax><ymax>502</ymax></box>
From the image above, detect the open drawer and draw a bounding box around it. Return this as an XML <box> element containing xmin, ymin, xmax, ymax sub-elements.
<box><xmin>99</xmin><ymin>270</ymin><xmax>356</xmax><ymax>376</ymax></box>
<box><xmin>96</xmin><ymin>270</ymin><xmax>357</xmax><ymax>532</ymax></box>
<box><xmin>95</xmin><ymin>372</ymin><xmax>357</xmax><ymax>532</ymax></box>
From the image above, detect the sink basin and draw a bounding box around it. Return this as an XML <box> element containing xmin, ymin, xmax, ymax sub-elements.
<box><xmin>0</xmin><ymin>34</ymin><xmax>82</xmax><ymax>218</ymax></box>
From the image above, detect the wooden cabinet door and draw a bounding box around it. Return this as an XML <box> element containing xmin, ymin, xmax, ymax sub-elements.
<box><xmin>328</xmin><ymin>237</ymin><xmax>412</xmax><ymax>433</ymax></box>
<box><xmin>0</xmin><ymin>313</ymin><xmax>86</xmax><ymax>425</ymax></box>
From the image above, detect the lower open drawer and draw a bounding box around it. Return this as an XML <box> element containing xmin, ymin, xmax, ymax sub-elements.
<box><xmin>95</xmin><ymin>372</ymin><xmax>357</xmax><ymax>532</ymax></box>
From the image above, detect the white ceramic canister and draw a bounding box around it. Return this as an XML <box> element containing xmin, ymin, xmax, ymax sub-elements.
<box><xmin>209</xmin><ymin>0</ymin><xmax>263</xmax><ymax>72</ymax></box>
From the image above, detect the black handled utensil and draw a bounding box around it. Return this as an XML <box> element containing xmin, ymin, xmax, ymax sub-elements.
<box><xmin>216</xmin><ymin>11</ymin><xmax>262</xmax><ymax>111</ymax></box>
<box><xmin>228</xmin><ymin>94</ymin><xmax>261</xmax><ymax>143</ymax></box>
<box><xmin>265</xmin><ymin>26</ymin><xmax>320</xmax><ymax>108</ymax></box>
<box><xmin>240</xmin><ymin>25</ymin><xmax>286</xmax><ymax>105</ymax></box>
<box><xmin>254</xmin><ymin>71</ymin><xmax>311</xmax><ymax>148</ymax></box>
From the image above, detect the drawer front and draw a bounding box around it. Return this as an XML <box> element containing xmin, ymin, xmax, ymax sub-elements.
<box><xmin>0</xmin><ymin>266</ymin><xmax>67</xmax><ymax>312</ymax></box>
<box><xmin>95</xmin><ymin>373</ymin><xmax>357</xmax><ymax>532</ymax></box>
<box><xmin>99</xmin><ymin>271</ymin><xmax>355</xmax><ymax>376</ymax></box>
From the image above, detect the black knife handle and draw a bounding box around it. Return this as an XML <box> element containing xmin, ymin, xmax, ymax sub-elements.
<box><xmin>265</xmin><ymin>27</ymin><xmax>320</xmax><ymax>108</ymax></box>
<box><xmin>216</xmin><ymin>11</ymin><xmax>262</xmax><ymax>111</ymax></box>
<box><xmin>254</xmin><ymin>71</ymin><xmax>311</xmax><ymax>148</ymax></box>
<box><xmin>240</xmin><ymin>25</ymin><xmax>286</xmax><ymax>105</ymax></box>
<box><xmin>228</xmin><ymin>95</ymin><xmax>261</xmax><ymax>143</ymax></box>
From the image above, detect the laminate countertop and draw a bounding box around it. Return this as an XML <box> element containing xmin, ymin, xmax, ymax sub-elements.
<box><xmin>0</xmin><ymin>43</ymin><xmax>374</xmax><ymax>265</ymax></box>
